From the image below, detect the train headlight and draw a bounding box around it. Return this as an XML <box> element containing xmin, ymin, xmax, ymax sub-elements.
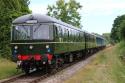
<box><xmin>14</xmin><ymin>46</ymin><xmax>18</xmax><ymax>49</ymax></box>
<box><xmin>43</xmin><ymin>61</ymin><xmax>46</xmax><ymax>64</ymax></box>
<box><xmin>46</xmin><ymin>45</ymin><xmax>49</xmax><ymax>49</ymax></box>
<box><xmin>29</xmin><ymin>45</ymin><xmax>33</xmax><ymax>49</ymax></box>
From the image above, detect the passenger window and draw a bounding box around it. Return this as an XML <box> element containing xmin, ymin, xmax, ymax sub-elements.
<box><xmin>59</xmin><ymin>26</ymin><xmax>63</xmax><ymax>37</ymax></box>
<box><xmin>54</xmin><ymin>26</ymin><xmax>58</xmax><ymax>36</ymax></box>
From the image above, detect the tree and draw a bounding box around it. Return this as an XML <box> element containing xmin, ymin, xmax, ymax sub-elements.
<box><xmin>47</xmin><ymin>0</ymin><xmax>82</xmax><ymax>28</ymax></box>
<box><xmin>119</xmin><ymin>20</ymin><xmax>125</xmax><ymax>40</ymax></box>
<box><xmin>0</xmin><ymin>0</ymin><xmax>31</xmax><ymax>58</ymax></box>
<box><xmin>110</xmin><ymin>15</ymin><xmax>125</xmax><ymax>43</ymax></box>
<box><xmin>103</xmin><ymin>33</ymin><xmax>111</xmax><ymax>44</ymax></box>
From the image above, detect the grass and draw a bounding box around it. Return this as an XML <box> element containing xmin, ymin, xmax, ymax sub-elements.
<box><xmin>0</xmin><ymin>58</ymin><xmax>21</xmax><ymax>80</ymax></box>
<box><xmin>64</xmin><ymin>45</ymin><xmax>125</xmax><ymax>83</ymax></box>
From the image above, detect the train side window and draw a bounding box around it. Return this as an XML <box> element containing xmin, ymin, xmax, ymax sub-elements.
<box><xmin>63</xmin><ymin>28</ymin><xmax>66</xmax><ymax>41</ymax></box>
<box><xmin>67</xmin><ymin>29</ymin><xmax>70</xmax><ymax>42</ymax></box>
<box><xmin>69</xmin><ymin>29</ymin><xmax>73</xmax><ymax>42</ymax></box>
<box><xmin>82</xmin><ymin>33</ymin><xmax>84</xmax><ymax>42</ymax></box>
<box><xmin>73</xmin><ymin>30</ymin><xmax>76</xmax><ymax>42</ymax></box>
<box><xmin>76</xmin><ymin>30</ymin><xmax>79</xmax><ymax>42</ymax></box>
<box><xmin>78</xmin><ymin>32</ymin><xmax>80</xmax><ymax>42</ymax></box>
<box><xmin>71</xmin><ymin>29</ymin><xmax>74</xmax><ymax>42</ymax></box>
<box><xmin>58</xmin><ymin>25</ymin><xmax>63</xmax><ymax>42</ymax></box>
<box><xmin>54</xmin><ymin>24</ymin><xmax>62</xmax><ymax>38</ymax></box>
<box><xmin>60</xmin><ymin>26</ymin><xmax>63</xmax><ymax>37</ymax></box>
<box><xmin>75</xmin><ymin>30</ymin><xmax>77</xmax><ymax>42</ymax></box>
<box><xmin>55</xmin><ymin>25</ymin><xmax>62</xmax><ymax>37</ymax></box>
<box><xmin>80</xmin><ymin>32</ymin><xmax>83</xmax><ymax>42</ymax></box>
<box><xmin>67</xmin><ymin>29</ymin><xmax>69</xmax><ymax>36</ymax></box>
<box><xmin>54</xmin><ymin>25</ymin><xmax>58</xmax><ymax>37</ymax></box>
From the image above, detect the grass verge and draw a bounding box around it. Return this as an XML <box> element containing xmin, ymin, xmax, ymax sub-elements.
<box><xmin>0</xmin><ymin>58</ymin><xmax>21</xmax><ymax>80</ymax></box>
<box><xmin>64</xmin><ymin>46</ymin><xmax>125</xmax><ymax>83</ymax></box>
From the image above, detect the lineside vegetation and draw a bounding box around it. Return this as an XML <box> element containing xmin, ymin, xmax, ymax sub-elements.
<box><xmin>64</xmin><ymin>45</ymin><xmax>125</xmax><ymax>83</ymax></box>
<box><xmin>0</xmin><ymin>58</ymin><xmax>21</xmax><ymax>80</ymax></box>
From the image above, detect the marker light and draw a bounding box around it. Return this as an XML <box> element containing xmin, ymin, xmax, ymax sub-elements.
<box><xmin>47</xmin><ymin>54</ymin><xmax>53</xmax><ymax>60</ymax></box>
<box><xmin>29</xmin><ymin>45</ymin><xmax>33</xmax><ymax>49</ymax></box>
<box><xmin>14</xmin><ymin>46</ymin><xmax>18</xmax><ymax>49</ymax></box>
<box><xmin>46</xmin><ymin>45</ymin><xmax>49</xmax><ymax>48</ymax></box>
<box><xmin>18</xmin><ymin>55</ymin><xmax>30</xmax><ymax>61</ymax></box>
<box><xmin>43</xmin><ymin>62</ymin><xmax>46</xmax><ymax>64</ymax></box>
<box><xmin>34</xmin><ymin>54</ymin><xmax>42</xmax><ymax>61</ymax></box>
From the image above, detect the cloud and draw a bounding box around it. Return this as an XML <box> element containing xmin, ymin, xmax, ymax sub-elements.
<box><xmin>85</xmin><ymin>3</ymin><xmax>125</xmax><ymax>11</ymax></box>
<box><xmin>79</xmin><ymin>0</ymin><xmax>125</xmax><ymax>16</ymax></box>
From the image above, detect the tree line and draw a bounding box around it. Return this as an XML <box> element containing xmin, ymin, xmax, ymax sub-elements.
<box><xmin>111</xmin><ymin>15</ymin><xmax>125</xmax><ymax>43</ymax></box>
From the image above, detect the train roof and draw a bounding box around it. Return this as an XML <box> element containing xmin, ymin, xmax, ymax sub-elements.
<box><xmin>13</xmin><ymin>14</ymin><xmax>60</xmax><ymax>24</ymax></box>
<box><xmin>13</xmin><ymin>14</ymin><xmax>84</xmax><ymax>32</ymax></box>
<box><xmin>92</xmin><ymin>33</ymin><xmax>105</xmax><ymax>40</ymax></box>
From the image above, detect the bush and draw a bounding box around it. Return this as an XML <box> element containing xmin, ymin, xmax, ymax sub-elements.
<box><xmin>118</xmin><ymin>41</ymin><xmax>125</xmax><ymax>59</ymax></box>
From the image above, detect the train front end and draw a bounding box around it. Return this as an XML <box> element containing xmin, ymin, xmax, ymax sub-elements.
<box><xmin>11</xmin><ymin>14</ymin><xmax>54</xmax><ymax>73</ymax></box>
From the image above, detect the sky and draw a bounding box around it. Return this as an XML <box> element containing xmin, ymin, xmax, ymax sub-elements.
<box><xmin>29</xmin><ymin>0</ymin><xmax>125</xmax><ymax>35</ymax></box>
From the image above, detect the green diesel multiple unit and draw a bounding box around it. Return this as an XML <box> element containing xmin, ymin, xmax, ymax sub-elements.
<box><xmin>11</xmin><ymin>14</ymin><xmax>105</xmax><ymax>73</ymax></box>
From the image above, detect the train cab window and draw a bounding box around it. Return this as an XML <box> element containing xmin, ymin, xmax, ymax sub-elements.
<box><xmin>33</xmin><ymin>25</ymin><xmax>50</xmax><ymax>40</ymax></box>
<box><xmin>12</xmin><ymin>24</ymin><xmax>53</xmax><ymax>40</ymax></box>
<box><xmin>13</xmin><ymin>25</ymin><xmax>31</xmax><ymax>40</ymax></box>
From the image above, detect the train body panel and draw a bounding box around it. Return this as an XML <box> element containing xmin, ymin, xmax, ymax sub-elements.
<box><xmin>53</xmin><ymin>42</ymin><xmax>85</xmax><ymax>54</ymax></box>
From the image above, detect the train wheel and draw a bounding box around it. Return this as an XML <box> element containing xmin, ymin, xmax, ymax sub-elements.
<box><xmin>23</xmin><ymin>68</ymin><xmax>30</xmax><ymax>74</ymax></box>
<box><xmin>21</xmin><ymin>61</ymin><xmax>30</xmax><ymax>74</ymax></box>
<box><xmin>36</xmin><ymin>66</ymin><xmax>41</xmax><ymax>71</ymax></box>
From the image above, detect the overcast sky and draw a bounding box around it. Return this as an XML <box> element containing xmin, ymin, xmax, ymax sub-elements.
<box><xmin>29</xmin><ymin>0</ymin><xmax>125</xmax><ymax>35</ymax></box>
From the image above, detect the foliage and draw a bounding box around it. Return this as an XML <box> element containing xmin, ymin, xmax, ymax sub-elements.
<box><xmin>119</xmin><ymin>20</ymin><xmax>125</xmax><ymax>40</ymax></box>
<box><xmin>0</xmin><ymin>58</ymin><xmax>21</xmax><ymax>80</ymax></box>
<box><xmin>112</xmin><ymin>15</ymin><xmax>125</xmax><ymax>60</ymax></box>
<box><xmin>47</xmin><ymin>0</ymin><xmax>82</xmax><ymax>28</ymax></box>
<box><xmin>118</xmin><ymin>41</ymin><xmax>125</xmax><ymax>59</ymax></box>
<box><xmin>110</xmin><ymin>15</ymin><xmax>125</xmax><ymax>43</ymax></box>
<box><xmin>102</xmin><ymin>33</ymin><xmax>111</xmax><ymax>44</ymax></box>
<box><xmin>0</xmin><ymin>0</ymin><xmax>31</xmax><ymax>59</ymax></box>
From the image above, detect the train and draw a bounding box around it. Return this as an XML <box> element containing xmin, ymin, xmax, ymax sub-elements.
<box><xmin>11</xmin><ymin>14</ymin><xmax>105</xmax><ymax>74</ymax></box>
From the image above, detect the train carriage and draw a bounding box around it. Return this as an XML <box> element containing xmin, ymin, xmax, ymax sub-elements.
<box><xmin>11</xmin><ymin>14</ymin><xmax>105</xmax><ymax>74</ymax></box>
<box><xmin>95</xmin><ymin>35</ymin><xmax>106</xmax><ymax>49</ymax></box>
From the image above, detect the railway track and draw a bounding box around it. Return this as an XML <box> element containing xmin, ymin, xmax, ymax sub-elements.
<box><xmin>0</xmin><ymin>52</ymin><xmax>97</xmax><ymax>83</ymax></box>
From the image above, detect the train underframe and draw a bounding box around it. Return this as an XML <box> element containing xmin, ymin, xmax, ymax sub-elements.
<box><xmin>17</xmin><ymin>46</ymin><xmax>105</xmax><ymax>74</ymax></box>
